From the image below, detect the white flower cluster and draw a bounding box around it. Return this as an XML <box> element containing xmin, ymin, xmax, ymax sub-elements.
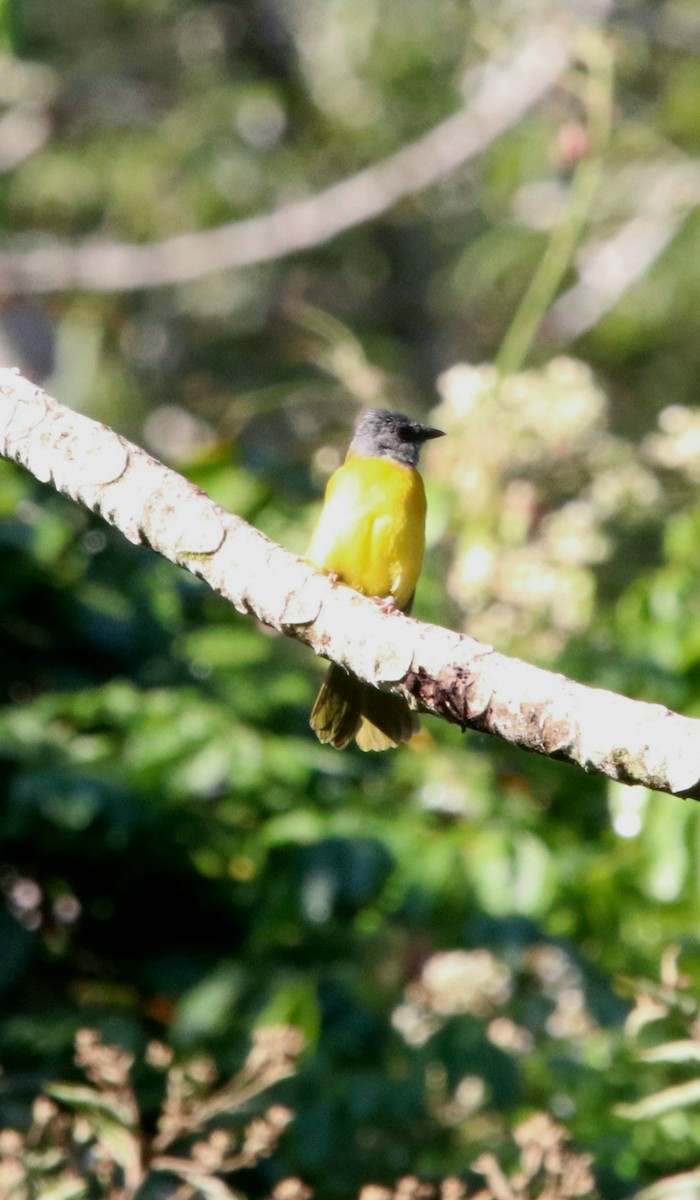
<box><xmin>428</xmin><ymin>358</ymin><xmax>661</xmax><ymax>657</ymax></box>
<box><xmin>391</xmin><ymin>949</ymin><xmax>512</xmax><ymax>1048</ymax></box>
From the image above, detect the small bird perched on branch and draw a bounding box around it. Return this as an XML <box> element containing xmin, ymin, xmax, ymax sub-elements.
<box><xmin>307</xmin><ymin>408</ymin><xmax>444</xmax><ymax>751</ymax></box>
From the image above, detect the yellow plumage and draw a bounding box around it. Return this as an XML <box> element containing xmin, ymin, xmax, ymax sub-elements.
<box><xmin>306</xmin><ymin>455</ymin><xmax>427</xmax><ymax>609</ymax></box>
<box><xmin>306</xmin><ymin>408</ymin><xmax>443</xmax><ymax>752</ymax></box>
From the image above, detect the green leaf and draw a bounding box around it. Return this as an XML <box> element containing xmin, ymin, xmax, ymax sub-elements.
<box><xmin>616</xmin><ymin>1078</ymin><xmax>700</xmax><ymax>1121</ymax></box>
<box><xmin>155</xmin><ymin>1169</ymin><xmax>242</xmax><ymax>1200</ymax></box>
<box><xmin>631</xmin><ymin>1168</ymin><xmax>700</xmax><ymax>1200</ymax></box>
<box><xmin>85</xmin><ymin>1114</ymin><xmax>141</xmax><ymax>1183</ymax></box>
<box><xmin>256</xmin><ymin>976</ymin><xmax>320</xmax><ymax>1051</ymax></box>
<box><xmin>28</xmin><ymin>1178</ymin><xmax>87</xmax><ymax>1200</ymax></box>
<box><xmin>640</xmin><ymin>1041</ymin><xmax>700</xmax><ymax>1065</ymax></box>
<box><xmin>46</xmin><ymin>1083</ymin><xmax>135</xmax><ymax>1127</ymax></box>
<box><xmin>171</xmin><ymin>962</ymin><xmax>247</xmax><ymax>1046</ymax></box>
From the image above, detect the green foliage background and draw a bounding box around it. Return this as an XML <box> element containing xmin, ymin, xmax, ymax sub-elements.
<box><xmin>2</xmin><ymin>0</ymin><xmax>700</xmax><ymax>1196</ymax></box>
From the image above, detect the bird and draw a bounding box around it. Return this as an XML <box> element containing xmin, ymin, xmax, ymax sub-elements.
<box><xmin>306</xmin><ymin>408</ymin><xmax>444</xmax><ymax>751</ymax></box>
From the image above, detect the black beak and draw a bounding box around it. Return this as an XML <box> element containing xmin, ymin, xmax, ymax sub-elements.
<box><xmin>419</xmin><ymin>424</ymin><xmax>445</xmax><ymax>441</ymax></box>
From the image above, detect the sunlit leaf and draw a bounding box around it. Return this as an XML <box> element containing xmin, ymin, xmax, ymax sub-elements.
<box><xmin>46</xmin><ymin>1084</ymin><xmax>135</xmax><ymax>1126</ymax></box>
<box><xmin>616</xmin><ymin>1079</ymin><xmax>700</xmax><ymax>1121</ymax></box>
<box><xmin>640</xmin><ymin>1041</ymin><xmax>700</xmax><ymax>1065</ymax></box>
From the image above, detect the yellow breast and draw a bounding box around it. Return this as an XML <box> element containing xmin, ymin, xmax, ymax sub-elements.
<box><xmin>306</xmin><ymin>456</ymin><xmax>427</xmax><ymax>611</ymax></box>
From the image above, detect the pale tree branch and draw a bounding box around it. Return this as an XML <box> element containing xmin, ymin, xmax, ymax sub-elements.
<box><xmin>542</xmin><ymin>160</ymin><xmax>700</xmax><ymax>341</ymax></box>
<box><xmin>543</xmin><ymin>214</ymin><xmax>682</xmax><ymax>340</ymax></box>
<box><xmin>0</xmin><ymin>368</ymin><xmax>699</xmax><ymax>798</ymax></box>
<box><xmin>0</xmin><ymin>54</ymin><xmax>56</xmax><ymax>172</ymax></box>
<box><xmin>0</xmin><ymin>25</ymin><xmax>574</xmax><ymax>294</ymax></box>
<box><xmin>0</xmin><ymin>105</ymin><xmax>52</xmax><ymax>173</ymax></box>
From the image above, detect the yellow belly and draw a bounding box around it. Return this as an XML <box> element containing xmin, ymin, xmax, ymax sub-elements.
<box><xmin>306</xmin><ymin>456</ymin><xmax>427</xmax><ymax>611</ymax></box>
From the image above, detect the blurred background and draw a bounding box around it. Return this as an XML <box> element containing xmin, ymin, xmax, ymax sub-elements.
<box><xmin>2</xmin><ymin>0</ymin><xmax>700</xmax><ymax>1196</ymax></box>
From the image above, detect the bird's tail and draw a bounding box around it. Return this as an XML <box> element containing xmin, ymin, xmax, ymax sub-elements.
<box><xmin>310</xmin><ymin>663</ymin><xmax>418</xmax><ymax>751</ymax></box>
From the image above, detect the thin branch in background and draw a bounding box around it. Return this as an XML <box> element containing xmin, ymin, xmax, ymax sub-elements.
<box><xmin>542</xmin><ymin>159</ymin><xmax>700</xmax><ymax>341</ymax></box>
<box><xmin>543</xmin><ymin>212</ymin><xmax>687</xmax><ymax>342</ymax></box>
<box><xmin>0</xmin><ymin>53</ymin><xmax>56</xmax><ymax>172</ymax></box>
<box><xmin>0</xmin><ymin>25</ymin><xmax>576</xmax><ymax>294</ymax></box>
<box><xmin>1</xmin><ymin>367</ymin><xmax>700</xmax><ymax>799</ymax></box>
<box><xmin>496</xmin><ymin>28</ymin><xmax>614</xmax><ymax>375</ymax></box>
<box><xmin>2</xmin><ymin>6</ymin><xmax>689</xmax><ymax>347</ymax></box>
<box><xmin>0</xmin><ymin>106</ymin><xmax>52</xmax><ymax>172</ymax></box>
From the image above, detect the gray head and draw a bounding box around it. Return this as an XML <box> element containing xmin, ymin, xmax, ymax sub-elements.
<box><xmin>348</xmin><ymin>409</ymin><xmax>444</xmax><ymax>468</ymax></box>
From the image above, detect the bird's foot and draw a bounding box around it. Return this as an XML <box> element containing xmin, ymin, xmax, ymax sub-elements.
<box><xmin>316</xmin><ymin>569</ymin><xmax>341</xmax><ymax>586</ymax></box>
<box><xmin>372</xmin><ymin>594</ymin><xmax>399</xmax><ymax>614</ymax></box>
